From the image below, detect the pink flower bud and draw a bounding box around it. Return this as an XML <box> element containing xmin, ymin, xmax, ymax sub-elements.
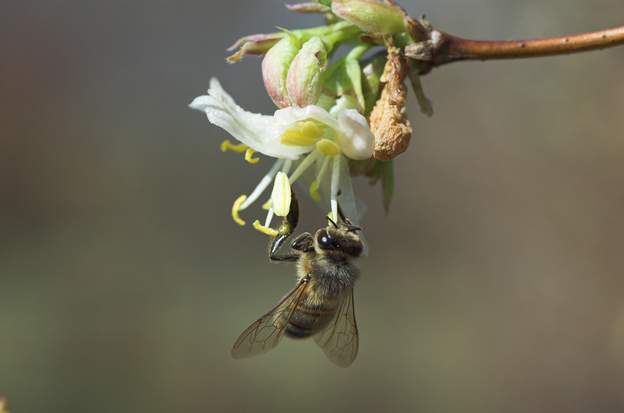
<box><xmin>262</xmin><ymin>36</ymin><xmax>301</xmax><ymax>108</ymax></box>
<box><xmin>286</xmin><ymin>37</ymin><xmax>328</xmax><ymax>107</ymax></box>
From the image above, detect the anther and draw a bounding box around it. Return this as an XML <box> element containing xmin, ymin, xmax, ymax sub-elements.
<box><xmin>244</xmin><ymin>148</ymin><xmax>260</xmax><ymax>164</ymax></box>
<box><xmin>220</xmin><ymin>139</ymin><xmax>248</xmax><ymax>153</ymax></box>
<box><xmin>253</xmin><ymin>220</ymin><xmax>279</xmax><ymax>237</ymax></box>
<box><xmin>231</xmin><ymin>195</ymin><xmax>248</xmax><ymax>226</ymax></box>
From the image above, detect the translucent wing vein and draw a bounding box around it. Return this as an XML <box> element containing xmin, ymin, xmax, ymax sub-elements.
<box><xmin>231</xmin><ymin>276</ymin><xmax>310</xmax><ymax>359</ymax></box>
<box><xmin>314</xmin><ymin>288</ymin><xmax>359</xmax><ymax>367</ymax></box>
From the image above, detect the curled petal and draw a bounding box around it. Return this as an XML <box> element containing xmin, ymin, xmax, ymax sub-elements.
<box><xmin>336</xmin><ymin>109</ymin><xmax>374</xmax><ymax>160</ymax></box>
<box><xmin>190</xmin><ymin>78</ymin><xmax>309</xmax><ymax>160</ymax></box>
<box><xmin>274</xmin><ymin>105</ymin><xmax>338</xmax><ymax>132</ymax></box>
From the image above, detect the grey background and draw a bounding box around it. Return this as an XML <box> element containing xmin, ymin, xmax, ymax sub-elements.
<box><xmin>1</xmin><ymin>1</ymin><xmax>624</xmax><ymax>412</ymax></box>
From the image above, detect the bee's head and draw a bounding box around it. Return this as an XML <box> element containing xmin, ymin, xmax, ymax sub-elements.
<box><xmin>314</xmin><ymin>218</ymin><xmax>363</xmax><ymax>258</ymax></box>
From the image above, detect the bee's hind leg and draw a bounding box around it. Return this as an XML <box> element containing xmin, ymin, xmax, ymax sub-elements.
<box><xmin>268</xmin><ymin>188</ymin><xmax>301</xmax><ymax>262</ymax></box>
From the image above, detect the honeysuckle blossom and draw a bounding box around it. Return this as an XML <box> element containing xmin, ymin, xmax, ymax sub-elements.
<box><xmin>189</xmin><ymin>78</ymin><xmax>373</xmax><ymax>237</ymax></box>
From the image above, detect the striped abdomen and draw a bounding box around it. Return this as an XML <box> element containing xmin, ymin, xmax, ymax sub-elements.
<box><xmin>285</xmin><ymin>292</ymin><xmax>338</xmax><ymax>339</ymax></box>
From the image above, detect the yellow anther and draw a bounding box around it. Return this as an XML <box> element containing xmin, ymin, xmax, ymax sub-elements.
<box><xmin>253</xmin><ymin>220</ymin><xmax>279</xmax><ymax>237</ymax></box>
<box><xmin>301</xmin><ymin>120</ymin><xmax>323</xmax><ymax>138</ymax></box>
<box><xmin>309</xmin><ymin>180</ymin><xmax>321</xmax><ymax>203</ymax></box>
<box><xmin>271</xmin><ymin>172</ymin><xmax>291</xmax><ymax>217</ymax></box>
<box><xmin>220</xmin><ymin>139</ymin><xmax>248</xmax><ymax>153</ymax></box>
<box><xmin>281</xmin><ymin>120</ymin><xmax>324</xmax><ymax>146</ymax></box>
<box><xmin>316</xmin><ymin>138</ymin><xmax>341</xmax><ymax>157</ymax></box>
<box><xmin>231</xmin><ymin>195</ymin><xmax>247</xmax><ymax>226</ymax></box>
<box><xmin>262</xmin><ymin>199</ymin><xmax>272</xmax><ymax>210</ymax></box>
<box><xmin>244</xmin><ymin>148</ymin><xmax>260</xmax><ymax>164</ymax></box>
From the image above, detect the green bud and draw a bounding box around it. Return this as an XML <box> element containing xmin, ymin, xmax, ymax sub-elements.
<box><xmin>286</xmin><ymin>37</ymin><xmax>328</xmax><ymax>107</ymax></box>
<box><xmin>262</xmin><ymin>35</ymin><xmax>301</xmax><ymax>108</ymax></box>
<box><xmin>331</xmin><ymin>0</ymin><xmax>405</xmax><ymax>34</ymax></box>
<box><xmin>227</xmin><ymin>33</ymin><xmax>286</xmax><ymax>63</ymax></box>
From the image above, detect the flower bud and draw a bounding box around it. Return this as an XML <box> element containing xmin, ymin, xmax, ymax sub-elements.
<box><xmin>286</xmin><ymin>37</ymin><xmax>328</xmax><ymax>107</ymax></box>
<box><xmin>286</xmin><ymin>2</ymin><xmax>331</xmax><ymax>14</ymax></box>
<box><xmin>227</xmin><ymin>33</ymin><xmax>285</xmax><ymax>63</ymax></box>
<box><xmin>262</xmin><ymin>35</ymin><xmax>301</xmax><ymax>108</ymax></box>
<box><xmin>331</xmin><ymin>0</ymin><xmax>405</xmax><ymax>34</ymax></box>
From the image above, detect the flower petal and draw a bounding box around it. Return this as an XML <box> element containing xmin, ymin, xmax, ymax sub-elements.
<box><xmin>190</xmin><ymin>78</ymin><xmax>310</xmax><ymax>160</ymax></box>
<box><xmin>274</xmin><ymin>105</ymin><xmax>339</xmax><ymax>132</ymax></box>
<box><xmin>335</xmin><ymin>109</ymin><xmax>374</xmax><ymax>160</ymax></box>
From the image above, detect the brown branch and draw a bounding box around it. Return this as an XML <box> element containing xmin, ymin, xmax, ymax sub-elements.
<box><xmin>405</xmin><ymin>21</ymin><xmax>624</xmax><ymax>73</ymax></box>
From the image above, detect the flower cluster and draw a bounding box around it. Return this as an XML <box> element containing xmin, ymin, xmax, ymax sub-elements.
<box><xmin>190</xmin><ymin>0</ymin><xmax>431</xmax><ymax>236</ymax></box>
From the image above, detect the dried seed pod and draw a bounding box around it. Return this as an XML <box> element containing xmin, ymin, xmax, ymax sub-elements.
<box><xmin>369</xmin><ymin>46</ymin><xmax>412</xmax><ymax>160</ymax></box>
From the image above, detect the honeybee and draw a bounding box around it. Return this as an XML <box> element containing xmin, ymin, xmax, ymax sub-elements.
<box><xmin>231</xmin><ymin>194</ymin><xmax>363</xmax><ymax>367</ymax></box>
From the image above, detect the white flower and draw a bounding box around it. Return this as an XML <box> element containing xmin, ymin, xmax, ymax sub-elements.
<box><xmin>189</xmin><ymin>78</ymin><xmax>373</xmax><ymax>236</ymax></box>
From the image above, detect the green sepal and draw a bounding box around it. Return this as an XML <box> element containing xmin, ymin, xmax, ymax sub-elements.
<box><xmin>361</xmin><ymin>53</ymin><xmax>386</xmax><ymax>115</ymax></box>
<box><xmin>320</xmin><ymin>45</ymin><xmax>368</xmax><ymax>112</ymax></box>
<box><xmin>380</xmin><ymin>160</ymin><xmax>395</xmax><ymax>213</ymax></box>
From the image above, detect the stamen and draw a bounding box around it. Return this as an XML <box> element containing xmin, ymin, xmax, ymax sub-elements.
<box><xmin>309</xmin><ymin>180</ymin><xmax>321</xmax><ymax>203</ymax></box>
<box><xmin>220</xmin><ymin>139</ymin><xmax>248</xmax><ymax>153</ymax></box>
<box><xmin>281</xmin><ymin>120</ymin><xmax>324</xmax><ymax>146</ymax></box>
<box><xmin>244</xmin><ymin>148</ymin><xmax>260</xmax><ymax>164</ymax></box>
<box><xmin>316</xmin><ymin>138</ymin><xmax>341</xmax><ymax>157</ymax></box>
<box><xmin>288</xmin><ymin>151</ymin><xmax>320</xmax><ymax>184</ymax></box>
<box><xmin>264</xmin><ymin>208</ymin><xmax>275</xmax><ymax>228</ymax></box>
<box><xmin>253</xmin><ymin>220</ymin><xmax>279</xmax><ymax>237</ymax></box>
<box><xmin>260</xmin><ymin>160</ymin><xmax>290</xmax><ymax>211</ymax></box>
<box><xmin>309</xmin><ymin>156</ymin><xmax>331</xmax><ymax>203</ymax></box>
<box><xmin>282</xmin><ymin>159</ymin><xmax>293</xmax><ymax>174</ymax></box>
<box><xmin>240</xmin><ymin>159</ymin><xmax>284</xmax><ymax>210</ymax></box>
<box><xmin>271</xmin><ymin>172</ymin><xmax>291</xmax><ymax>217</ymax></box>
<box><xmin>330</xmin><ymin>156</ymin><xmax>340</xmax><ymax>222</ymax></box>
<box><xmin>231</xmin><ymin>195</ymin><xmax>248</xmax><ymax>226</ymax></box>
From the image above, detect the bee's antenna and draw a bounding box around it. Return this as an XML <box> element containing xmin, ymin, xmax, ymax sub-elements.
<box><xmin>336</xmin><ymin>203</ymin><xmax>352</xmax><ymax>225</ymax></box>
<box><xmin>327</xmin><ymin>216</ymin><xmax>338</xmax><ymax>228</ymax></box>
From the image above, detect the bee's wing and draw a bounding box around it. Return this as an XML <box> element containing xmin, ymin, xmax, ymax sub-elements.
<box><xmin>231</xmin><ymin>275</ymin><xmax>310</xmax><ymax>359</ymax></box>
<box><xmin>313</xmin><ymin>288</ymin><xmax>359</xmax><ymax>367</ymax></box>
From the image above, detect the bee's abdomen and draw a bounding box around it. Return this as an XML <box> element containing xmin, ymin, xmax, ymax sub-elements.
<box><xmin>286</xmin><ymin>303</ymin><xmax>335</xmax><ymax>339</ymax></box>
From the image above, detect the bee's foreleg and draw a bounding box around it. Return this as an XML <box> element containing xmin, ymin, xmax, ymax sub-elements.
<box><xmin>268</xmin><ymin>187</ymin><xmax>300</xmax><ymax>262</ymax></box>
<box><xmin>291</xmin><ymin>232</ymin><xmax>314</xmax><ymax>253</ymax></box>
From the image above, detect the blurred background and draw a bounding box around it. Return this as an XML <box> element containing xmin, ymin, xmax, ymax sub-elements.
<box><xmin>1</xmin><ymin>1</ymin><xmax>624</xmax><ymax>412</ymax></box>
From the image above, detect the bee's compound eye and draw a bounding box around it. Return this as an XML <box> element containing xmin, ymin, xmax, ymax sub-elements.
<box><xmin>317</xmin><ymin>230</ymin><xmax>332</xmax><ymax>249</ymax></box>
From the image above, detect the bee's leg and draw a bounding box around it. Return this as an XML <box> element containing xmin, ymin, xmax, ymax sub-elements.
<box><xmin>268</xmin><ymin>188</ymin><xmax>300</xmax><ymax>262</ymax></box>
<box><xmin>291</xmin><ymin>232</ymin><xmax>314</xmax><ymax>253</ymax></box>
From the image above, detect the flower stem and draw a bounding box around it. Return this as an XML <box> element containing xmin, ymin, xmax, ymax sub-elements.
<box><xmin>408</xmin><ymin>23</ymin><xmax>624</xmax><ymax>72</ymax></box>
<box><xmin>441</xmin><ymin>25</ymin><xmax>624</xmax><ymax>62</ymax></box>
